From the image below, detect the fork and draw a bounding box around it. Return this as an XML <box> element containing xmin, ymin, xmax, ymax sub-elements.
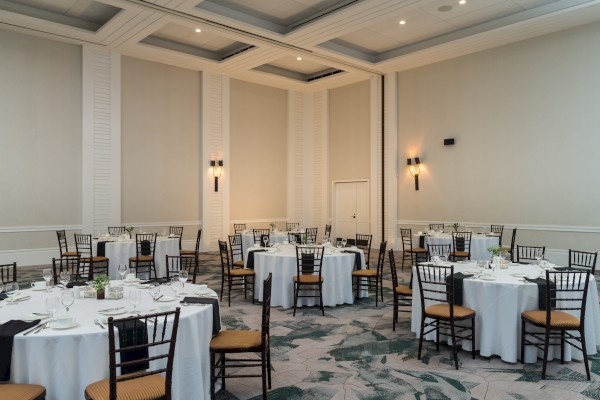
<box><xmin>33</xmin><ymin>322</ymin><xmax>50</xmax><ymax>334</ymax></box>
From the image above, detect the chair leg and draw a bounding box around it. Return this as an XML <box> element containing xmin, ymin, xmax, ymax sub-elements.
<box><xmin>267</xmin><ymin>344</ymin><xmax>272</xmax><ymax>389</ymax></box>
<box><xmin>393</xmin><ymin>296</ymin><xmax>398</xmax><ymax>331</ymax></box>
<box><xmin>580</xmin><ymin>328</ymin><xmax>591</xmax><ymax>380</ymax></box>
<box><xmin>210</xmin><ymin>351</ymin><xmax>216</xmax><ymax>400</ymax></box>
<box><xmin>542</xmin><ymin>326</ymin><xmax>551</xmax><ymax>379</ymax></box>
<box><xmin>560</xmin><ymin>330</ymin><xmax>565</xmax><ymax>364</ymax></box>
<box><xmin>379</xmin><ymin>276</ymin><xmax>384</xmax><ymax>304</ymax></box>
<box><xmin>471</xmin><ymin>317</ymin><xmax>476</xmax><ymax>359</ymax></box>
<box><xmin>418</xmin><ymin>315</ymin><xmax>426</xmax><ymax>360</ymax></box>
<box><xmin>227</xmin><ymin>278</ymin><xmax>232</xmax><ymax>307</ymax></box>
<box><xmin>436</xmin><ymin>320</ymin><xmax>440</xmax><ymax>351</ymax></box>
<box><xmin>261</xmin><ymin>348</ymin><xmax>267</xmax><ymax>400</ymax></box>
<box><xmin>293</xmin><ymin>283</ymin><xmax>299</xmax><ymax>317</ymax></box>
<box><xmin>450</xmin><ymin>320</ymin><xmax>459</xmax><ymax>370</ymax></box>
<box><xmin>520</xmin><ymin>320</ymin><xmax>526</xmax><ymax>363</ymax></box>
<box><xmin>374</xmin><ymin>278</ymin><xmax>378</xmax><ymax>307</ymax></box>
<box><xmin>219</xmin><ymin>273</ymin><xmax>225</xmax><ymax>302</ymax></box>
<box><xmin>319</xmin><ymin>282</ymin><xmax>324</xmax><ymax>316</ymax></box>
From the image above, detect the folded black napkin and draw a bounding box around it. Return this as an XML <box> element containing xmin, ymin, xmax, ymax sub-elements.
<box><xmin>66</xmin><ymin>281</ymin><xmax>88</xmax><ymax>288</ymax></box>
<box><xmin>141</xmin><ymin>240</ymin><xmax>151</xmax><ymax>256</ymax></box>
<box><xmin>445</xmin><ymin>273</ymin><xmax>469</xmax><ymax>306</ymax></box>
<box><xmin>141</xmin><ymin>277</ymin><xmax>169</xmax><ymax>285</ymax></box>
<box><xmin>418</xmin><ymin>235</ymin><xmax>426</xmax><ymax>249</ymax></box>
<box><xmin>0</xmin><ymin>294</ymin><xmax>6</xmax><ymax>301</ymax></box>
<box><xmin>300</xmin><ymin>253</ymin><xmax>315</xmax><ymax>273</ymax></box>
<box><xmin>181</xmin><ymin>297</ymin><xmax>221</xmax><ymax>335</ymax></box>
<box><xmin>342</xmin><ymin>250</ymin><xmax>363</xmax><ymax>270</ymax></box>
<box><xmin>246</xmin><ymin>249</ymin><xmax>267</xmax><ymax>269</ymax></box>
<box><xmin>0</xmin><ymin>320</ymin><xmax>41</xmax><ymax>381</ymax></box>
<box><xmin>96</xmin><ymin>241</ymin><xmax>107</xmax><ymax>257</ymax></box>
<box><xmin>524</xmin><ymin>278</ymin><xmax>556</xmax><ymax>310</ymax></box>
<box><xmin>113</xmin><ymin>319</ymin><xmax>149</xmax><ymax>374</ymax></box>
<box><xmin>455</xmin><ymin>237</ymin><xmax>465</xmax><ymax>252</ymax></box>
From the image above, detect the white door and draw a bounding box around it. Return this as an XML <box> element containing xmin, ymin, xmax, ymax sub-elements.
<box><xmin>334</xmin><ymin>181</ymin><xmax>369</xmax><ymax>240</ymax></box>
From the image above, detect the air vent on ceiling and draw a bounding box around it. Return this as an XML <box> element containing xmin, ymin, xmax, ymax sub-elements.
<box><xmin>307</xmin><ymin>69</ymin><xmax>343</xmax><ymax>82</ymax></box>
<box><xmin>289</xmin><ymin>0</ymin><xmax>362</xmax><ymax>30</ymax></box>
<box><xmin>221</xmin><ymin>45</ymin><xmax>255</xmax><ymax>61</ymax></box>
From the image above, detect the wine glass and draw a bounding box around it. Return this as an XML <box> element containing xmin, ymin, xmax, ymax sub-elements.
<box><xmin>46</xmin><ymin>295</ymin><xmax>60</xmax><ymax>321</ymax></box>
<box><xmin>59</xmin><ymin>271</ymin><xmax>70</xmax><ymax>288</ymax></box>
<box><xmin>117</xmin><ymin>264</ymin><xmax>128</xmax><ymax>281</ymax></box>
<box><xmin>148</xmin><ymin>283</ymin><xmax>161</xmax><ymax>300</ymax></box>
<box><xmin>5</xmin><ymin>282</ymin><xmax>20</xmax><ymax>304</ymax></box>
<box><xmin>179</xmin><ymin>271</ymin><xmax>189</xmax><ymax>286</ymax></box>
<box><xmin>129</xmin><ymin>288</ymin><xmax>141</xmax><ymax>312</ymax></box>
<box><xmin>262</xmin><ymin>235</ymin><xmax>269</xmax><ymax>247</ymax></box>
<box><xmin>60</xmin><ymin>290</ymin><xmax>75</xmax><ymax>312</ymax></box>
<box><xmin>42</xmin><ymin>268</ymin><xmax>53</xmax><ymax>292</ymax></box>
<box><xmin>336</xmin><ymin>240</ymin><xmax>342</xmax><ymax>249</ymax></box>
<box><xmin>170</xmin><ymin>276</ymin><xmax>182</xmax><ymax>297</ymax></box>
<box><xmin>341</xmin><ymin>238</ymin><xmax>347</xmax><ymax>248</ymax></box>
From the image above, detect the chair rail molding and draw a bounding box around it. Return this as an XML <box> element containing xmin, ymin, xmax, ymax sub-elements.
<box><xmin>0</xmin><ymin>225</ymin><xmax>82</xmax><ymax>233</ymax></box>
<box><xmin>397</xmin><ymin>220</ymin><xmax>600</xmax><ymax>234</ymax></box>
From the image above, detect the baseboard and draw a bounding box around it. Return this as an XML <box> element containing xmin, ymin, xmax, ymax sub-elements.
<box><xmin>0</xmin><ymin>247</ymin><xmax>59</xmax><ymax>267</ymax></box>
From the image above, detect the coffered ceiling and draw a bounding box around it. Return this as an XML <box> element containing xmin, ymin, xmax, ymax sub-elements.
<box><xmin>2</xmin><ymin>0</ymin><xmax>600</xmax><ymax>91</ymax></box>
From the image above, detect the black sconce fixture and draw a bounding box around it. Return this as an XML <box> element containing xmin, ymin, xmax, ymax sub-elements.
<box><xmin>210</xmin><ymin>160</ymin><xmax>223</xmax><ymax>192</ymax></box>
<box><xmin>407</xmin><ymin>157</ymin><xmax>421</xmax><ymax>191</ymax></box>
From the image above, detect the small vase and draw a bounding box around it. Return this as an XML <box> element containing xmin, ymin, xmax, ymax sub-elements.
<box><xmin>96</xmin><ymin>290</ymin><xmax>105</xmax><ymax>300</ymax></box>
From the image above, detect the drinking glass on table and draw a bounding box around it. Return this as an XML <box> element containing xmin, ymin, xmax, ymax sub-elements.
<box><xmin>129</xmin><ymin>288</ymin><xmax>141</xmax><ymax>312</ymax></box>
<box><xmin>262</xmin><ymin>235</ymin><xmax>269</xmax><ymax>247</ymax></box>
<box><xmin>59</xmin><ymin>271</ymin><xmax>70</xmax><ymax>288</ymax></box>
<box><xmin>148</xmin><ymin>283</ymin><xmax>161</xmax><ymax>300</ymax></box>
<box><xmin>60</xmin><ymin>290</ymin><xmax>75</xmax><ymax>312</ymax></box>
<box><xmin>117</xmin><ymin>264</ymin><xmax>128</xmax><ymax>280</ymax></box>
<box><xmin>170</xmin><ymin>276</ymin><xmax>182</xmax><ymax>297</ymax></box>
<box><xmin>341</xmin><ymin>238</ymin><xmax>347</xmax><ymax>248</ymax></box>
<box><xmin>336</xmin><ymin>240</ymin><xmax>342</xmax><ymax>249</ymax></box>
<box><xmin>5</xmin><ymin>282</ymin><xmax>20</xmax><ymax>304</ymax></box>
<box><xmin>46</xmin><ymin>295</ymin><xmax>60</xmax><ymax>320</ymax></box>
<box><xmin>42</xmin><ymin>268</ymin><xmax>53</xmax><ymax>291</ymax></box>
<box><xmin>179</xmin><ymin>271</ymin><xmax>188</xmax><ymax>286</ymax></box>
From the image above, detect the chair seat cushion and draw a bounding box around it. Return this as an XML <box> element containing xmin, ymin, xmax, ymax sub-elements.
<box><xmin>352</xmin><ymin>269</ymin><xmax>378</xmax><ymax>277</ymax></box>
<box><xmin>425</xmin><ymin>303</ymin><xmax>475</xmax><ymax>320</ymax></box>
<box><xmin>226</xmin><ymin>269</ymin><xmax>255</xmax><ymax>277</ymax></box>
<box><xmin>521</xmin><ymin>310</ymin><xmax>580</xmax><ymax>329</ymax></box>
<box><xmin>210</xmin><ymin>329</ymin><xmax>262</xmax><ymax>352</ymax></box>
<box><xmin>85</xmin><ymin>374</ymin><xmax>165</xmax><ymax>400</ymax></box>
<box><xmin>450</xmin><ymin>251</ymin><xmax>470</xmax><ymax>257</ymax></box>
<box><xmin>180</xmin><ymin>250</ymin><xmax>196</xmax><ymax>255</ymax></box>
<box><xmin>0</xmin><ymin>384</ymin><xmax>46</xmax><ymax>400</ymax></box>
<box><xmin>81</xmin><ymin>256</ymin><xmax>109</xmax><ymax>263</ymax></box>
<box><xmin>129</xmin><ymin>256</ymin><xmax>153</xmax><ymax>262</ymax></box>
<box><xmin>293</xmin><ymin>275</ymin><xmax>323</xmax><ymax>283</ymax></box>
<box><xmin>408</xmin><ymin>248</ymin><xmax>427</xmax><ymax>253</ymax></box>
<box><xmin>395</xmin><ymin>285</ymin><xmax>412</xmax><ymax>295</ymax></box>
<box><xmin>62</xmin><ymin>251</ymin><xmax>80</xmax><ymax>257</ymax></box>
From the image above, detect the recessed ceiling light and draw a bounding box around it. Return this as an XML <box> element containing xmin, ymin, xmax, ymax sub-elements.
<box><xmin>399</xmin><ymin>20</ymin><xmax>406</xmax><ymax>25</ymax></box>
<box><xmin>438</xmin><ymin>5</ymin><xmax>453</xmax><ymax>12</ymax></box>
<box><xmin>459</xmin><ymin>0</ymin><xmax>466</xmax><ymax>5</ymax></box>
<box><xmin>296</xmin><ymin>56</ymin><xmax>302</xmax><ymax>61</ymax></box>
<box><xmin>195</xmin><ymin>28</ymin><xmax>202</xmax><ymax>33</ymax></box>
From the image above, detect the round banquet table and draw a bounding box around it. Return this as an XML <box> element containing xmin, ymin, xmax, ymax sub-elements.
<box><xmin>417</xmin><ymin>233</ymin><xmax>500</xmax><ymax>260</ymax></box>
<box><xmin>411</xmin><ymin>261</ymin><xmax>600</xmax><ymax>363</ymax></box>
<box><xmin>93</xmin><ymin>237</ymin><xmax>180</xmax><ymax>279</ymax></box>
<box><xmin>246</xmin><ymin>244</ymin><xmax>366</xmax><ymax>309</ymax></box>
<box><xmin>240</xmin><ymin>231</ymin><xmax>290</xmax><ymax>253</ymax></box>
<box><xmin>1</xmin><ymin>282</ymin><xmax>218</xmax><ymax>400</ymax></box>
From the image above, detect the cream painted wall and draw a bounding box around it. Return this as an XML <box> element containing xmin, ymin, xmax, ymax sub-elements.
<box><xmin>397</xmin><ymin>22</ymin><xmax>600</xmax><ymax>256</ymax></box>
<box><xmin>328</xmin><ymin>80</ymin><xmax>371</xmax><ymax>218</ymax></box>
<box><xmin>229</xmin><ymin>79</ymin><xmax>287</xmax><ymax>221</ymax></box>
<box><xmin>0</xmin><ymin>30</ymin><xmax>81</xmax><ymax>251</ymax></box>
<box><xmin>121</xmin><ymin>56</ymin><xmax>201</xmax><ymax>236</ymax></box>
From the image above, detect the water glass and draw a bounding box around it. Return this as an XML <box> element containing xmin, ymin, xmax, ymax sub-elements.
<box><xmin>42</xmin><ymin>268</ymin><xmax>53</xmax><ymax>291</ymax></box>
<box><xmin>61</xmin><ymin>290</ymin><xmax>75</xmax><ymax>312</ymax></box>
<box><xmin>46</xmin><ymin>295</ymin><xmax>60</xmax><ymax>320</ymax></box>
<box><xmin>148</xmin><ymin>283</ymin><xmax>161</xmax><ymax>300</ymax></box>
<box><xmin>179</xmin><ymin>271</ymin><xmax>188</xmax><ymax>286</ymax></box>
<box><xmin>170</xmin><ymin>277</ymin><xmax>182</xmax><ymax>297</ymax></box>
<box><xmin>336</xmin><ymin>240</ymin><xmax>342</xmax><ymax>249</ymax></box>
<box><xmin>59</xmin><ymin>271</ymin><xmax>70</xmax><ymax>288</ymax></box>
<box><xmin>117</xmin><ymin>264</ymin><xmax>128</xmax><ymax>280</ymax></box>
<box><xmin>341</xmin><ymin>238</ymin><xmax>347</xmax><ymax>248</ymax></box>
<box><xmin>129</xmin><ymin>288</ymin><xmax>141</xmax><ymax>312</ymax></box>
<box><xmin>5</xmin><ymin>282</ymin><xmax>19</xmax><ymax>304</ymax></box>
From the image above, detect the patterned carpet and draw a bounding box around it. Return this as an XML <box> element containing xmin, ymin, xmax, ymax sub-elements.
<box><xmin>16</xmin><ymin>252</ymin><xmax>600</xmax><ymax>400</ymax></box>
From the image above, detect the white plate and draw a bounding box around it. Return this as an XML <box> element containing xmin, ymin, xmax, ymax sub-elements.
<box><xmin>30</xmin><ymin>287</ymin><xmax>48</xmax><ymax>291</ymax></box>
<box><xmin>156</xmin><ymin>296</ymin><xmax>178</xmax><ymax>302</ymax></box>
<box><xmin>480</xmin><ymin>275</ymin><xmax>497</xmax><ymax>281</ymax></box>
<box><xmin>98</xmin><ymin>308</ymin><xmax>127</xmax><ymax>316</ymax></box>
<box><xmin>49</xmin><ymin>321</ymin><xmax>79</xmax><ymax>330</ymax></box>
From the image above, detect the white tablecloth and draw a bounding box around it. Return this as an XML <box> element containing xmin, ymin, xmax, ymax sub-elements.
<box><xmin>3</xmin><ymin>282</ymin><xmax>218</xmax><ymax>400</ymax></box>
<box><xmin>241</xmin><ymin>231</ymin><xmax>290</xmax><ymax>253</ymax></box>
<box><xmin>94</xmin><ymin>237</ymin><xmax>180</xmax><ymax>279</ymax></box>
<box><xmin>418</xmin><ymin>233</ymin><xmax>500</xmax><ymax>260</ymax></box>
<box><xmin>246</xmin><ymin>244</ymin><xmax>366</xmax><ymax>309</ymax></box>
<box><xmin>411</xmin><ymin>261</ymin><xmax>600</xmax><ymax>363</ymax></box>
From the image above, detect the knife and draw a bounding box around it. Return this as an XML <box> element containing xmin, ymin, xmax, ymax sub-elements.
<box><xmin>23</xmin><ymin>320</ymin><xmax>48</xmax><ymax>336</ymax></box>
<box><xmin>98</xmin><ymin>306</ymin><xmax>124</xmax><ymax>313</ymax></box>
<box><xmin>153</xmin><ymin>295</ymin><xmax>163</xmax><ymax>302</ymax></box>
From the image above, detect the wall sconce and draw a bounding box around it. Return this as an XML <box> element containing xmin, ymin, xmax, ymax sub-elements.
<box><xmin>210</xmin><ymin>160</ymin><xmax>223</xmax><ymax>192</ymax></box>
<box><xmin>407</xmin><ymin>157</ymin><xmax>421</xmax><ymax>191</ymax></box>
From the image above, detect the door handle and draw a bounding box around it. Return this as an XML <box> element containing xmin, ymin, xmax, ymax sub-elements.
<box><xmin>352</xmin><ymin>213</ymin><xmax>356</xmax><ymax>219</ymax></box>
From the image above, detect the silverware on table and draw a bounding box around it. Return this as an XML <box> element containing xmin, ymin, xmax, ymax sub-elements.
<box><xmin>98</xmin><ymin>306</ymin><xmax>124</xmax><ymax>313</ymax></box>
<box><xmin>153</xmin><ymin>295</ymin><xmax>163</xmax><ymax>302</ymax></box>
<box><xmin>33</xmin><ymin>322</ymin><xmax>50</xmax><ymax>334</ymax></box>
<box><xmin>23</xmin><ymin>320</ymin><xmax>48</xmax><ymax>336</ymax></box>
<box><xmin>94</xmin><ymin>319</ymin><xmax>105</xmax><ymax>329</ymax></box>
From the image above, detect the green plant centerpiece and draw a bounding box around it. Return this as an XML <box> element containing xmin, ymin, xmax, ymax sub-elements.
<box><xmin>452</xmin><ymin>223</ymin><xmax>460</xmax><ymax>232</ymax></box>
<box><xmin>487</xmin><ymin>246</ymin><xmax>502</xmax><ymax>258</ymax></box>
<box><xmin>91</xmin><ymin>274</ymin><xmax>111</xmax><ymax>299</ymax></box>
<box><xmin>125</xmin><ymin>226</ymin><xmax>134</xmax><ymax>238</ymax></box>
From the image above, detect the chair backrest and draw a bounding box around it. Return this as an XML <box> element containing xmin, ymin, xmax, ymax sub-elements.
<box><xmin>545</xmin><ymin>270</ymin><xmax>590</xmax><ymax>325</ymax></box>
<box><xmin>416</xmin><ymin>264</ymin><xmax>456</xmax><ymax>315</ymax></box>
<box><xmin>429</xmin><ymin>223</ymin><xmax>444</xmax><ymax>232</ymax></box>
<box><xmin>373</xmin><ymin>241</ymin><xmax>387</xmax><ymax>273</ymax></box>
<box><xmin>261</xmin><ymin>273</ymin><xmax>273</xmax><ymax>346</ymax></box>
<box><xmin>388</xmin><ymin>250</ymin><xmax>398</xmax><ymax>288</ymax></box>
<box><xmin>305</xmin><ymin>228</ymin><xmax>318</xmax><ymax>244</ymax></box>
<box><xmin>52</xmin><ymin>257</ymin><xmax>81</xmax><ymax>284</ymax></box>
<box><xmin>0</xmin><ymin>262</ymin><xmax>17</xmax><ymax>283</ymax></box>
<box><xmin>288</xmin><ymin>232</ymin><xmax>303</xmax><ymax>244</ymax></box>
<box><xmin>169</xmin><ymin>226</ymin><xmax>184</xmax><ymax>250</ymax></box>
<box><xmin>452</xmin><ymin>231</ymin><xmax>472</xmax><ymax>254</ymax></box>
<box><xmin>218</xmin><ymin>240</ymin><xmax>232</xmax><ymax>273</ymax></box>
<box><xmin>253</xmin><ymin>229</ymin><xmax>270</xmax><ymax>245</ymax></box>
<box><xmin>568</xmin><ymin>249</ymin><xmax>597</xmax><ymax>274</ymax></box>
<box><xmin>107</xmin><ymin>308</ymin><xmax>181</xmax><ymax>399</ymax></box>
<box><xmin>509</xmin><ymin>228</ymin><xmax>517</xmax><ymax>249</ymax></box>
<box><xmin>355</xmin><ymin>234</ymin><xmax>372</xmax><ymax>265</ymax></box>
<box><xmin>295</xmin><ymin>246</ymin><xmax>324</xmax><ymax>277</ymax></box>
<box><xmin>516</xmin><ymin>245</ymin><xmax>545</xmax><ymax>264</ymax></box>
<box><xmin>228</xmin><ymin>234</ymin><xmax>243</xmax><ymax>263</ymax></box>
<box><xmin>165</xmin><ymin>255</ymin><xmax>196</xmax><ymax>279</ymax></box>
<box><xmin>135</xmin><ymin>233</ymin><xmax>157</xmax><ymax>258</ymax></box>
<box><xmin>56</xmin><ymin>230</ymin><xmax>69</xmax><ymax>256</ymax></box>
<box><xmin>192</xmin><ymin>229</ymin><xmax>202</xmax><ymax>254</ymax></box>
<box><xmin>427</xmin><ymin>244</ymin><xmax>451</xmax><ymax>259</ymax></box>
<box><xmin>286</xmin><ymin>222</ymin><xmax>300</xmax><ymax>231</ymax></box>
<box><xmin>74</xmin><ymin>233</ymin><xmax>93</xmax><ymax>258</ymax></box>
<box><xmin>108</xmin><ymin>226</ymin><xmax>125</xmax><ymax>236</ymax></box>
<box><xmin>324</xmin><ymin>224</ymin><xmax>332</xmax><ymax>238</ymax></box>
<box><xmin>234</xmin><ymin>224</ymin><xmax>246</xmax><ymax>234</ymax></box>
<box><xmin>400</xmin><ymin>228</ymin><xmax>413</xmax><ymax>251</ymax></box>
<box><xmin>490</xmin><ymin>224</ymin><xmax>504</xmax><ymax>246</ymax></box>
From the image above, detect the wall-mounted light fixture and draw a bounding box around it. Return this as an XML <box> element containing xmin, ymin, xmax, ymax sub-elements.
<box><xmin>407</xmin><ymin>157</ymin><xmax>421</xmax><ymax>191</ymax></box>
<box><xmin>210</xmin><ymin>160</ymin><xmax>223</xmax><ymax>192</ymax></box>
